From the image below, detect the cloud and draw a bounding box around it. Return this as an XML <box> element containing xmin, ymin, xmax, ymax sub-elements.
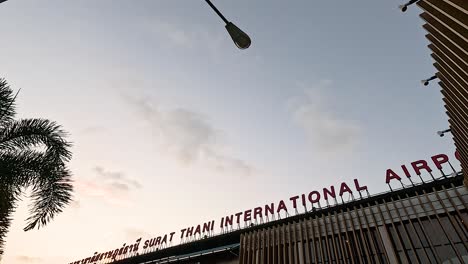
<box><xmin>94</xmin><ymin>167</ymin><xmax>142</xmax><ymax>189</ymax></box>
<box><xmin>139</xmin><ymin>18</ymin><xmax>226</xmax><ymax>60</ymax></box>
<box><xmin>206</xmin><ymin>150</ymin><xmax>255</xmax><ymax>176</ymax></box>
<box><xmin>126</xmin><ymin>96</ymin><xmax>255</xmax><ymax>177</ymax></box>
<box><xmin>74</xmin><ymin>167</ymin><xmax>141</xmax><ymax>207</ymax></box>
<box><xmin>142</xmin><ymin>19</ymin><xmax>220</xmax><ymax>49</ymax></box>
<box><xmin>288</xmin><ymin>80</ymin><xmax>361</xmax><ymax>153</ymax></box>
<box><xmin>70</xmin><ymin>200</ymin><xmax>81</xmax><ymax>209</ymax></box>
<box><xmin>124</xmin><ymin>228</ymin><xmax>151</xmax><ymax>240</ymax></box>
<box><xmin>79</xmin><ymin>126</ymin><xmax>106</xmax><ymax>135</ymax></box>
<box><xmin>16</xmin><ymin>256</ymin><xmax>42</xmax><ymax>263</ymax></box>
<box><xmin>149</xmin><ymin>20</ymin><xmax>193</xmax><ymax>47</ymax></box>
<box><xmin>74</xmin><ymin>179</ymin><xmax>129</xmax><ymax>207</ymax></box>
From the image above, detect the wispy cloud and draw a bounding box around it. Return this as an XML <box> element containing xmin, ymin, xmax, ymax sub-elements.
<box><xmin>288</xmin><ymin>80</ymin><xmax>361</xmax><ymax>153</ymax></box>
<box><xmin>74</xmin><ymin>167</ymin><xmax>141</xmax><ymax>207</ymax></box>
<box><xmin>70</xmin><ymin>200</ymin><xmax>81</xmax><ymax>209</ymax></box>
<box><xmin>94</xmin><ymin>166</ymin><xmax>142</xmax><ymax>189</ymax></box>
<box><xmin>79</xmin><ymin>126</ymin><xmax>106</xmax><ymax>135</ymax></box>
<box><xmin>150</xmin><ymin>20</ymin><xmax>193</xmax><ymax>47</ymax></box>
<box><xmin>126</xmin><ymin>96</ymin><xmax>255</xmax><ymax>177</ymax></box>
<box><xmin>139</xmin><ymin>18</ymin><xmax>226</xmax><ymax>60</ymax></box>
<box><xmin>124</xmin><ymin>228</ymin><xmax>151</xmax><ymax>240</ymax></box>
<box><xmin>16</xmin><ymin>256</ymin><xmax>42</xmax><ymax>263</ymax></box>
<box><xmin>141</xmin><ymin>18</ymin><xmax>221</xmax><ymax>48</ymax></box>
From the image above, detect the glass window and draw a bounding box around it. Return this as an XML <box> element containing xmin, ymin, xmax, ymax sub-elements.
<box><xmin>290</xmin><ymin>242</ymin><xmax>295</xmax><ymax>263</ymax></box>
<box><xmin>415</xmin><ymin>248</ymin><xmax>432</xmax><ymax>263</ymax></box>
<box><xmin>413</xmin><ymin>221</ymin><xmax>430</xmax><ymax>247</ymax></box>
<box><xmin>388</xmin><ymin>225</ymin><xmax>403</xmax><ymax>251</ymax></box>
<box><xmin>321</xmin><ymin>238</ymin><xmax>328</xmax><ymax>262</ymax></box>
<box><xmin>435</xmin><ymin>245</ymin><xmax>457</xmax><ymax>262</ymax></box>
<box><xmin>309</xmin><ymin>239</ymin><xmax>316</xmax><ymax>264</ymax></box>
<box><xmin>397</xmin><ymin>251</ymin><xmax>407</xmax><ymax>263</ymax></box>
<box><xmin>453</xmin><ymin>213</ymin><xmax>468</xmax><ymax>239</ymax></box>
<box><xmin>407</xmin><ymin>249</ymin><xmax>419</xmax><ymax>263</ymax></box>
<box><xmin>440</xmin><ymin>215</ymin><xmax>462</xmax><ymax>243</ymax></box>
<box><xmin>396</xmin><ymin>223</ymin><xmax>413</xmax><ymax>250</ymax></box>
<box><xmin>424</xmin><ymin>248</ymin><xmax>437</xmax><ymax>264</ymax></box>
<box><xmin>386</xmin><ymin>213</ymin><xmax>468</xmax><ymax>263</ymax></box>
<box><xmin>423</xmin><ymin>217</ymin><xmax>449</xmax><ymax>245</ymax></box>
<box><xmin>315</xmin><ymin>238</ymin><xmax>322</xmax><ymax>263</ymax></box>
<box><xmin>455</xmin><ymin>243</ymin><xmax>468</xmax><ymax>260</ymax></box>
<box><xmin>407</xmin><ymin>224</ymin><xmax>423</xmax><ymax>248</ymax></box>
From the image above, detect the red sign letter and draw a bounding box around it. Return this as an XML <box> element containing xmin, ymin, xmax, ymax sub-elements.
<box><xmin>353</xmin><ymin>179</ymin><xmax>367</xmax><ymax>191</ymax></box>
<box><xmin>235</xmin><ymin>212</ymin><xmax>243</xmax><ymax>224</ymax></box>
<box><xmin>276</xmin><ymin>200</ymin><xmax>288</xmax><ymax>214</ymax></box>
<box><xmin>265</xmin><ymin>203</ymin><xmax>275</xmax><ymax>217</ymax></box>
<box><xmin>244</xmin><ymin>209</ymin><xmax>252</xmax><ymax>222</ymax></box>
<box><xmin>323</xmin><ymin>186</ymin><xmax>336</xmax><ymax>201</ymax></box>
<box><xmin>290</xmin><ymin>196</ymin><xmax>300</xmax><ymax>209</ymax></box>
<box><xmin>386</xmin><ymin>169</ymin><xmax>401</xmax><ymax>184</ymax></box>
<box><xmin>339</xmin><ymin>182</ymin><xmax>352</xmax><ymax>196</ymax></box>
<box><xmin>411</xmin><ymin>160</ymin><xmax>432</xmax><ymax>175</ymax></box>
<box><xmin>308</xmin><ymin>191</ymin><xmax>321</xmax><ymax>203</ymax></box>
<box><xmin>401</xmin><ymin>165</ymin><xmax>411</xmax><ymax>178</ymax></box>
<box><xmin>253</xmin><ymin>207</ymin><xmax>262</xmax><ymax>219</ymax></box>
<box><xmin>431</xmin><ymin>154</ymin><xmax>449</xmax><ymax>170</ymax></box>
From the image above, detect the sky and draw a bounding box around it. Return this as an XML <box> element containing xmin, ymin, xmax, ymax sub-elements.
<box><xmin>0</xmin><ymin>0</ymin><xmax>461</xmax><ymax>263</ymax></box>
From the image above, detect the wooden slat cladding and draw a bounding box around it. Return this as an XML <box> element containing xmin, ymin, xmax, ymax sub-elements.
<box><xmin>417</xmin><ymin>0</ymin><xmax>468</xmax><ymax>186</ymax></box>
<box><xmin>238</xmin><ymin>185</ymin><xmax>468</xmax><ymax>264</ymax></box>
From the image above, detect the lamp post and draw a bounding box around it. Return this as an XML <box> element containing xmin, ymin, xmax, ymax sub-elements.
<box><xmin>437</xmin><ymin>129</ymin><xmax>452</xmax><ymax>137</ymax></box>
<box><xmin>421</xmin><ymin>75</ymin><xmax>437</xmax><ymax>86</ymax></box>
<box><xmin>204</xmin><ymin>0</ymin><xmax>251</xmax><ymax>49</ymax></box>
<box><xmin>398</xmin><ymin>0</ymin><xmax>421</xmax><ymax>12</ymax></box>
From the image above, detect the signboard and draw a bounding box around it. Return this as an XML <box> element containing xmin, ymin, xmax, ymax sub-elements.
<box><xmin>69</xmin><ymin>151</ymin><xmax>460</xmax><ymax>264</ymax></box>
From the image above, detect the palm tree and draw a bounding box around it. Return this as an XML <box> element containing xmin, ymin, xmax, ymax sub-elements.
<box><xmin>0</xmin><ymin>78</ymin><xmax>73</xmax><ymax>258</ymax></box>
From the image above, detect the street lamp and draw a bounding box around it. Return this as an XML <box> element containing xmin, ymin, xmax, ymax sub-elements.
<box><xmin>398</xmin><ymin>0</ymin><xmax>421</xmax><ymax>12</ymax></box>
<box><xmin>437</xmin><ymin>128</ymin><xmax>451</xmax><ymax>137</ymax></box>
<box><xmin>421</xmin><ymin>75</ymin><xmax>437</xmax><ymax>86</ymax></box>
<box><xmin>0</xmin><ymin>0</ymin><xmax>8</xmax><ymax>4</ymax></box>
<box><xmin>204</xmin><ymin>0</ymin><xmax>251</xmax><ymax>49</ymax></box>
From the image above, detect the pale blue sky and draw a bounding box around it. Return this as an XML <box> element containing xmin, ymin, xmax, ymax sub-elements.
<box><xmin>0</xmin><ymin>1</ymin><xmax>460</xmax><ymax>263</ymax></box>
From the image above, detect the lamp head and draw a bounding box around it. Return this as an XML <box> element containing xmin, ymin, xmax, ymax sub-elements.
<box><xmin>421</xmin><ymin>80</ymin><xmax>430</xmax><ymax>86</ymax></box>
<box><xmin>437</xmin><ymin>131</ymin><xmax>445</xmax><ymax>137</ymax></box>
<box><xmin>225</xmin><ymin>22</ymin><xmax>251</xmax><ymax>49</ymax></box>
<box><xmin>399</xmin><ymin>5</ymin><xmax>408</xmax><ymax>12</ymax></box>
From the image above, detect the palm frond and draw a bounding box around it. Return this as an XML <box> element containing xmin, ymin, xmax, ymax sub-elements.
<box><xmin>24</xmin><ymin>166</ymin><xmax>73</xmax><ymax>231</ymax></box>
<box><xmin>0</xmin><ymin>79</ymin><xmax>16</xmax><ymax>125</ymax></box>
<box><xmin>0</xmin><ymin>150</ymin><xmax>73</xmax><ymax>232</ymax></box>
<box><xmin>0</xmin><ymin>150</ymin><xmax>55</xmax><ymax>187</ymax></box>
<box><xmin>0</xmin><ymin>186</ymin><xmax>18</xmax><ymax>257</ymax></box>
<box><xmin>0</xmin><ymin>119</ymin><xmax>72</xmax><ymax>162</ymax></box>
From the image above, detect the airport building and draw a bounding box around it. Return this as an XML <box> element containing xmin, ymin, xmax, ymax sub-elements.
<box><xmin>70</xmin><ymin>159</ymin><xmax>467</xmax><ymax>264</ymax></box>
<box><xmin>112</xmin><ymin>173</ymin><xmax>467</xmax><ymax>264</ymax></box>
